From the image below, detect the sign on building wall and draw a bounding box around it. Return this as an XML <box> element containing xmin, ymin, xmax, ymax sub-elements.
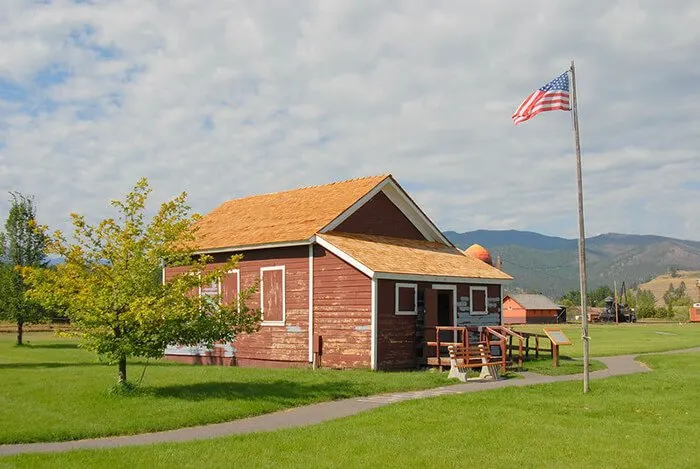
<box><xmin>164</xmin><ymin>343</ymin><xmax>235</xmax><ymax>357</ymax></box>
<box><xmin>201</xmin><ymin>280</ymin><xmax>219</xmax><ymax>297</ymax></box>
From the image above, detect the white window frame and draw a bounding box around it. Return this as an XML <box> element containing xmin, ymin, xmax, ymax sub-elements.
<box><xmin>470</xmin><ymin>286</ymin><xmax>488</xmax><ymax>315</ymax></box>
<box><xmin>395</xmin><ymin>283</ymin><xmax>418</xmax><ymax>315</ymax></box>
<box><xmin>260</xmin><ymin>266</ymin><xmax>286</xmax><ymax>326</ymax></box>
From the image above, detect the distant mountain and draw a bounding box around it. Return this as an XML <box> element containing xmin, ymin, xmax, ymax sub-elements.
<box><xmin>445</xmin><ymin>230</ymin><xmax>700</xmax><ymax>299</ymax></box>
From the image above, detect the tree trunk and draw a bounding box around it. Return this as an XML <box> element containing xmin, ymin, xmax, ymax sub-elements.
<box><xmin>118</xmin><ymin>357</ymin><xmax>127</xmax><ymax>384</ymax></box>
<box><xmin>17</xmin><ymin>317</ymin><xmax>24</xmax><ymax>346</ymax></box>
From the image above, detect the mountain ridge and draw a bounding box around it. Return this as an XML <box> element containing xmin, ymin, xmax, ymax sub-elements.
<box><xmin>445</xmin><ymin>230</ymin><xmax>700</xmax><ymax>298</ymax></box>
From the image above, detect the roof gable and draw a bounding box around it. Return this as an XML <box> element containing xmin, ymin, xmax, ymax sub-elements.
<box><xmin>320</xmin><ymin>176</ymin><xmax>450</xmax><ymax>244</ymax></box>
<box><xmin>333</xmin><ymin>191</ymin><xmax>427</xmax><ymax>240</ymax></box>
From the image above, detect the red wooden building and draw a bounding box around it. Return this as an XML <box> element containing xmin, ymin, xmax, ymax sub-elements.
<box><xmin>164</xmin><ymin>174</ymin><xmax>512</xmax><ymax>370</ymax></box>
<box><xmin>690</xmin><ymin>303</ymin><xmax>700</xmax><ymax>322</ymax></box>
<box><xmin>502</xmin><ymin>294</ymin><xmax>563</xmax><ymax>325</ymax></box>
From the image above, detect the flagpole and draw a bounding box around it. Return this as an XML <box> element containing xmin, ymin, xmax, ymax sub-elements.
<box><xmin>570</xmin><ymin>60</ymin><xmax>590</xmax><ymax>393</ymax></box>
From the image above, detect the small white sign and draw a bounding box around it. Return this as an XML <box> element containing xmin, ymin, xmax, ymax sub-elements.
<box><xmin>164</xmin><ymin>343</ymin><xmax>234</xmax><ymax>357</ymax></box>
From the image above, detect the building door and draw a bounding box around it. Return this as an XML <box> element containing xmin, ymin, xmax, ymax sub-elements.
<box><xmin>436</xmin><ymin>290</ymin><xmax>453</xmax><ymax>342</ymax></box>
<box><xmin>431</xmin><ymin>285</ymin><xmax>457</xmax><ymax>344</ymax></box>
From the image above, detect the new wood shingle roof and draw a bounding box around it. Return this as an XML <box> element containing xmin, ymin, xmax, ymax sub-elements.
<box><xmin>192</xmin><ymin>175</ymin><xmax>389</xmax><ymax>251</ymax></box>
<box><xmin>318</xmin><ymin>232</ymin><xmax>513</xmax><ymax>280</ymax></box>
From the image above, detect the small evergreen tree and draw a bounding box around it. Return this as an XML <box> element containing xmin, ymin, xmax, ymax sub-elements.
<box><xmin>0</xmin><ymin>193</ymin><xmax>48</xmax><ymax>345</ymax></box>
<box><xmin>663</xmin><ymin>282</ymin><xmax>692</xmax><ymax>317</ymax></box>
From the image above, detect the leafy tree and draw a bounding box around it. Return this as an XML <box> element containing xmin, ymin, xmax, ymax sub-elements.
<box><xmin>0</xmin><ymin>193</ymin><xmax>48</xmax><ymax>345</ymax></box>
<box><xmin>589</xmin><ymin>285</ymin><xmax>614</xmax><ymax>307</ymax></box>
<box><xmin>633</xmin><ymin>289</ymin><xmax>657</xmax><ymax>319</ymax></box>
<box><xmin>560</xmin><ymin>286</ymin><xmax>616</xmax><ymax>308</ymax></box>
<box><xmin>22</xmin><ymin>179</ymin><xmax>261</xmax><ymax>385</ymax></box>
<box><xmin>559</xmin><ymin>290</ymin><xmax>581</xmax><ymax>308</ymax></box>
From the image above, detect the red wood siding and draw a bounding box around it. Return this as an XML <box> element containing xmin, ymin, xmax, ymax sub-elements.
<box><xmin>313</xmin><ymin>245</ymin><xmax>372</xmax><ymax>368</ymax></box>
<box><xmin>335</xmin><ymin>191</ymin><xmax>426</xmax><ymax>240</ymax></box>
<box><xmin>377</xmin><ymin>279</ymin><xmax>418</xmax><ymax>369</ymax></box>
<box><xmin>164</xmin><ymin>246</ymin><xmax>310</xmax><ymax>366</ymax></box>
<box><xmin>261</xmin><ymin>268</ymin><xmax>284</xmax><ymax>322</ymax></box>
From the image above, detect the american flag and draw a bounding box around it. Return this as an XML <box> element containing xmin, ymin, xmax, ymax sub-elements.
<box><xmin>512</xmin><ymin>72</ymin><xmax>571</xmax><ymax>125</ymax></box>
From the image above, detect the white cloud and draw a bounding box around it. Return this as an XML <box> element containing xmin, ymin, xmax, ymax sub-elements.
<box><xmin>0</xmin><ymin>0</ymin><xmax>699</xmax><ymax>241</ymax></box>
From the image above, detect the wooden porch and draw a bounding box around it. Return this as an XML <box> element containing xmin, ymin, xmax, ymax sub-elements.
<box><xmin>421</xmin><ymin>325</ymin><xmax>544</xmax><ymax>372</ymax></box>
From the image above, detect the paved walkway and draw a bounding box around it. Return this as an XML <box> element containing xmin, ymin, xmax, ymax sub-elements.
<box><xmin>1</xmin><ymin>349</ymin><xmax>697</xmax><ymax>457</ymax></box>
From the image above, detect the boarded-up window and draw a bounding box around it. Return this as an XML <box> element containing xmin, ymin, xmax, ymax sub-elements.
<box><xmin>221</xmin><ymin>270</ymin><xmax>239</xmax><ymax>308</ymax></box>
<box><xmin>261</xmin><ymin>266</ymin><xmax>285</xmax><ymax>324</ymax></box>
<box><xmin>470</xmin><ymin>287</ymin><xmax>488</xmax><ymax>315</ymax></box>
<box><xmin>395</xmin><ymin>283</ymin><xmax>417</xmax><ymax>315</ymax></box>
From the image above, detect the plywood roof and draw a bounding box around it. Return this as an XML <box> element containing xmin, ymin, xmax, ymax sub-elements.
<box><xmin>192</xmin><ymin>175</ymin><xmax>389</xmax><ymax>250</ymax></box>
<box><xmin>319</xmin><ymin>232</ymin><xmax>513</xmax><ymax>280</ymax></box>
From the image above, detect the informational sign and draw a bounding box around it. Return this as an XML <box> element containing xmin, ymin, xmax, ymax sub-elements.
<box><xmin>166</xmin><ymin>280</ymin><xmax>224</xmax><ymax>357</ymax></box>
<box><xmin>543</xmin><ymin>328</ymin><xmax>572</xmax><ymax>346</ymax></box>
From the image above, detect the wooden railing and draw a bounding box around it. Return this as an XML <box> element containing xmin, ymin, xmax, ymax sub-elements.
<box><xmin>509</xmin><ymin>330</ymin><xmax>554</xmax><ymax>359</ymax></box>
<box><xmin>482</xmin><ymin>327</ymin><xmax>508</xmax><ymax>372</ymax></box>
<box><xmin>486</xmin><ymin>326</ymin><xmax>525</xmax><ymax>371</ymax></box>
<box><xmin>426</xmin><ymin>326</ymin><xmax>469</xmax><ymax>371</ymax></box>
<box><xmin>425</xmin><ymin>325</ymin><xmax>532</xmax><ymax>372</ymax></box>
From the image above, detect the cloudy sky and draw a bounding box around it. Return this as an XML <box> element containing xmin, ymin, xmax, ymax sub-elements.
<box><xmin>1</xmin><ymin>0</ymin><xmax>699</xmax><ymax>241</ymax></box>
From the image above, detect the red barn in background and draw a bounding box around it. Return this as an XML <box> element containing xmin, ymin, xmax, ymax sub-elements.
<box><xmin>502</xmin><ymin>293</ymin><xmax>563</xmax><ymax>325</ymax></box>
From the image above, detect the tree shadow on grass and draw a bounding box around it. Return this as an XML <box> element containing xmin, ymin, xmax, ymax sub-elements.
<box><xmin>147</xmin><ymin>380</ymin><xmax>364</xmax><ymax>403</ymax></box>
<box><xmin>0</xmin><ymin>362</ymin><xmax>105</xmax><ymax>369</ymax></box>
<box><xmin>24</xmin><ymin>343</ymin><xmax>79</xmax><ymax>350</ymax></box>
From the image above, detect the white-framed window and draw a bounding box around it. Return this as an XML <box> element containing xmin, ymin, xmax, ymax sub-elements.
<box><xmin>470</xmin><ymin>286</ymin><xmax>488</xmax><ymax>315</ymax></box>
<box><xmin>260</xmin><ymin>266</ymin><xmax>285</xmax><ymax>325</ymax></box>
<box><xmin>395</xmin><ymin>283</ymin><xmax>418</xmax><ymax>315</ymax></box>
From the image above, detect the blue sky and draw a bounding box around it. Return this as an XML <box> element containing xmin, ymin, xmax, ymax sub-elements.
<box><xmin>1</xmin><ymin>0</ymin><xmax>699</xmax><ymax>240</ymax></box>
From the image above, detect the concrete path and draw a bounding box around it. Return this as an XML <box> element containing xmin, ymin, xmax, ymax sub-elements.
<box><xmin>1</xmin><ymin>348</ymin><xmax>698</xmax><ymax>457</ymax></box>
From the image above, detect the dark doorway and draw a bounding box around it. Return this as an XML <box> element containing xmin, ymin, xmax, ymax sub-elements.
<box><xmin>437</xmin><ymin>290</ymin><xmax>453</xmax><ymax>342</ymax></box>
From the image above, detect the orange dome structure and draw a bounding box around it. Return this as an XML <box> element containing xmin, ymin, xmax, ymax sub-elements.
<box><xmin>464</xmin><ymin>243</ymin><xmax>493</xmax><ymax>266</ymax></box>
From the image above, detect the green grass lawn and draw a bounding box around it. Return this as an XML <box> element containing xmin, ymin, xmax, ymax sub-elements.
<box><xmin>3</xmin><ymin>351</ymin><xmax>699</xmax><ymax>468</ymax></box>
<box><xmin>518</xmin><ymin>356</ymin><xmax>606</xmax><ymax>375</ymax></box>
<box><xmin>512</xmin><ymin>323</ymin><xmax>700</xmax><ymax>357</ymax></box>
<box><xmin>0</xmin><ymin>333</ymin><xmax>452</xmax><ymax>444</ymax></box>
<box><xmin>3</xmin><ymin>324</ymin><xmax>699</xmax><ymax>449</ymax></box>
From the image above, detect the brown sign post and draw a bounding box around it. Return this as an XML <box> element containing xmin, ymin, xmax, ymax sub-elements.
<box><xmin>543</xmin><ymin>328</ymin><xmax>572</xmax><ymax>367</ymax></box>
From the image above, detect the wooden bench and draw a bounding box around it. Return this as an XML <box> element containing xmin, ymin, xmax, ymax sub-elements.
<box><xmin>447</xmin><ymin>344</ymin><xmax>502</xmax><ymax>382</ymax></box>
